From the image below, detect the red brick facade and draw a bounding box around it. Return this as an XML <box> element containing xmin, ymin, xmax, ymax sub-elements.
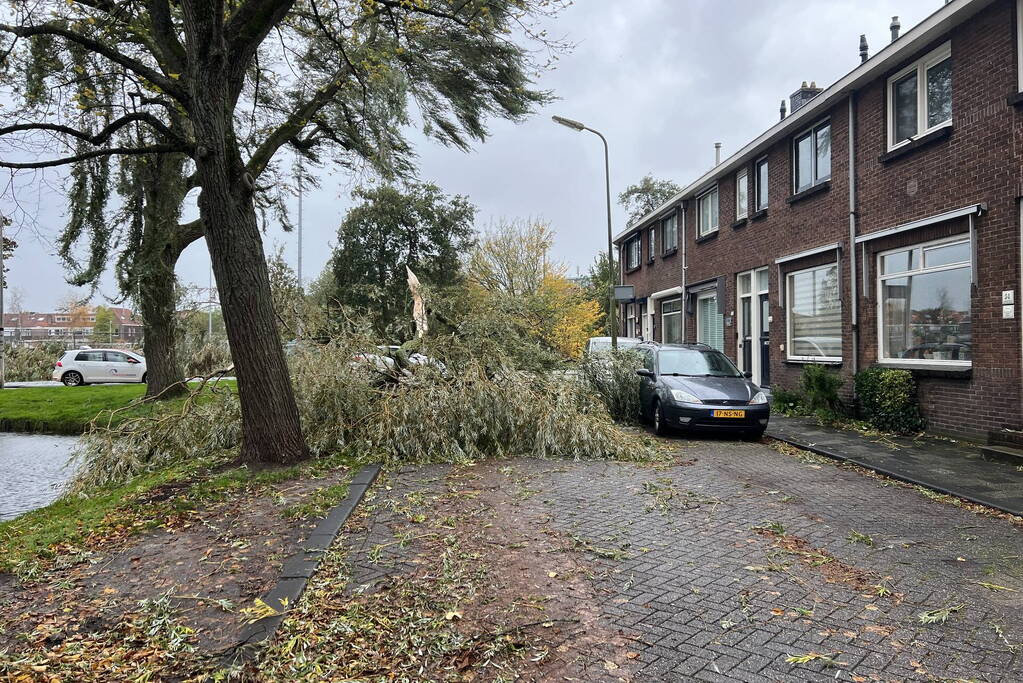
<box><xmin>615</xmin><ymin>0</ymin><xmax>1023</xmax><ymax>442</ymax></box>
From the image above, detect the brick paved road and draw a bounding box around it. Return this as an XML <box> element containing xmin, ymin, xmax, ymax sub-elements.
<box><xmin>338</xmin><ymin>438</ymin><xmax>1023</xmax><ymax>681</ymax></box>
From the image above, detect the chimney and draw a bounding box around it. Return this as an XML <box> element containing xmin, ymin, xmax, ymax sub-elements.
<box><xmin>789</xmin><ymin>81</ymin><xmax>823</xmax><ymax>113</ymax></box>
<box><xmin>714</xmin><ymin>142</ymin><xmax>722</xmax><ymax>166</ymax></box>
<box><xmin>859</xmin><ymin>34</ymin><xmax>869</xmax><ymax>63</ymax></box>
<box><xmin>779</xmin><ymin>99</ymin><xmax>787</xmax><ymax>120</ymax></box>
<box><xmin>890</xmin><ymin>16</ymin><xmax>901</xmax><ymax>42</ymax></box>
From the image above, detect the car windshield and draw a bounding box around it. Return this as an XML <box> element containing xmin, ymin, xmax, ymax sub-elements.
<box><xmin>658</xmin><ymin>348</ymin><xmax>743</xmax><ymax>378</ymax></box>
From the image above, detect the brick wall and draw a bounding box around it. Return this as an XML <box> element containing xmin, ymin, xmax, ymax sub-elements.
<box><xmin>617</xmin><ymin>0</ymin><xmax>1022</xmax><ymax>441</ymax></box>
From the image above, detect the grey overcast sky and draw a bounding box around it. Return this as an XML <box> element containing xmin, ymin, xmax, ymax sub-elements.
<box><xmin>3</xmin><ymin>0</ymin><xmax>941</xmax><ymax>311</ymax></box>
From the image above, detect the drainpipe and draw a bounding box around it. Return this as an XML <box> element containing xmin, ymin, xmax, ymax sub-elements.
<box><xmin>848</xmin><ymin>94</ymin><xmax>860</xmax><ymax>386</ymax></box>
<box><xmin>680</xmin><ymin>202</ymin><xmax>688</xmax><ymax>342</ymax></box>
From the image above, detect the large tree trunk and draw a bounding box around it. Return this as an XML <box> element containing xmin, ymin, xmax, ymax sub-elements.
<box><xmin>181</xmin><ymin>1</ymin><xmax>308</xmax><ymax>466</ymax></box>
<box><xmin>138</xmin><ymin>153</ymin><xmax>190</xmax><ymax>399</ymax></box>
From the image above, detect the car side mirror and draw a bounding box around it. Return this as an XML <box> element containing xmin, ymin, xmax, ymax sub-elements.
<box><xmin>636</xmin><ymin>368</ymin><xmax>654</xmax><ymax>378</ymax></box>
<box><xmin>743</xmin><ymin>371</ymin><xmax>753</xmax><ymax>379</ymax></box>
<box><xmin>128</xmin><ymin>358</ymin><xmax>140</xmax><ymax>364</ymax></box>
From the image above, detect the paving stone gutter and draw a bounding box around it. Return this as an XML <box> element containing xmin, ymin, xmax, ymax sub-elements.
<box><xmin>222</xmin><ymin>462</ymin><xmax>381</xmax><ymax>664</ymax></box>
<box><xmin>767</xmin><ymin>417</ymin><xmax>1023</xmax><ymax>517</ymax></box>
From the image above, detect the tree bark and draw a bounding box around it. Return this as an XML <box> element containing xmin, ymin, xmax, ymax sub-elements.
<box><xmin>138</xmin><ymin>153</ymin><xmax>190</xmax><ymax>399</ymax></box>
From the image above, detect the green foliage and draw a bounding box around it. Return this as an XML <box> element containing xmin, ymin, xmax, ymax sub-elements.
<box><xmin>1</xmin><ymin>220</ymin><xmax>14</xmax><ymax>288</ymax></box>
<box><xmin>770</xmin><ymin>386</ymin><xmax>805</xmax><ymax>416</ymax></box>
<box><xmin>69</xmin><ymin>338</ymin><xmax>652</xmax><ymax>492</ymax></box>
<box><xmin>799</xmin><ymin>364</ymin><xmax>844</xmax><ymax>415</ymax></box>
<box><xmin>331</xmin><ymin>183</ymin><xmax>477</xmax><ymax>339</ymax></box>
<box><xmin>854</xmin><ymin>366</ymin><xmax>926</xmax><ymax>434</ymax></box>
<box><xmin>579</xmin><ymin>349</ymin><xmax>643</xmax><ymax>422</ymax></box>
<box><xmin>584</xmin><ymin>251</ymin><xmax>617</xmax><ymax>335</ymax></box>
<box><xmin>91</xmin><ymin>306</ymin><xmax>116</xmax><ymax>342</ymax></box>
<box><xmin>1</xmin><ymin>342</ymin><xmax>65</xmax><ymax>382</ymax></box>
<box><xmin>618</xmin><ymin>174</ymin><xmax>682</xmax><ymax>226</ymax></box>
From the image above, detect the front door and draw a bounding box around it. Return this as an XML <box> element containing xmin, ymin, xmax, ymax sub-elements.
<box><xmin>759</xmin><ymin>292</ymin><xmax>771</xmax><ymax>387</ymax></box>
<box><xmin>737</xmin><ymin>268</ymin><xmax>770</xmax><ymax>386</ymax></box>
<box><xmin>641</xmin><ymin>302</ymin><xmax>652</xmax><ymax>341</ymax></box>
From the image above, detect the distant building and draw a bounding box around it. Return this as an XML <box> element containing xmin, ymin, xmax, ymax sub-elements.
<box><xmin>2</xmin><ymin>306</ymin><xmax>143</xmax><ymax>344</ymax></box>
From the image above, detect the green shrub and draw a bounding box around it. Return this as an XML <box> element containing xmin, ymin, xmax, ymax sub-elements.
<box><xmin>799</xmin><ymin>364</ymin><xmax>844</xmax><ymax>415</ymax></box>
<box><xmin>770</xmin><ymin>386</ymin><xmax>804</xmax><ymax>415</ymax></box>
<box><xmin>854</xmin><ymin>366</ymin><xmax>925</xmax><ymax>434</ymax></box>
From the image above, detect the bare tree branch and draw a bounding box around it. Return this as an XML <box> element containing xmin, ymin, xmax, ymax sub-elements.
<box><xmin>0</xmin><ymin>144</ymin><xmax>189</xmax><ymax>169</ymax></box>
<box><xmin>0</xmin><ymin>112</ymin><xmax>186</xmax><ymax>148</ymax></box>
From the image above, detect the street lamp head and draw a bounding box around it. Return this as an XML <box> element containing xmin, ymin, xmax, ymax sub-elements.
<box><xmin>551</xmin><ymin>115</ymin><xmax>586</xmax><ymax>132</ymax></box>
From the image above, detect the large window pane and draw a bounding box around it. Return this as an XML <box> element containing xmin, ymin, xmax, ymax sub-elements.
<box><xmin>737</xmin><ymin>172</ymin><xmax>748</xmax><ymax>218</ymax></box>
<box><xmin>815</xmin><ymin>125</ymin><xmax>831</xmax><ymax>181</ymax></box>
<box><xmin>788</xmin><ymin>264</ymin><xmax>841</xmax><ymax>358</ymax></box>
<box><xmin>881</xmin><ymin>249</ymin><xmax>918</xmax><ymax>274</ymax></box>
<box><xmin>662</xmin><ymin>298</ymin><xmax>681</xmax><ymax>343</ymax></box>
<box><xmin>926</xmin><ymin>58</ymin><xmax>952</xmax><ymax>128</ymax></box>
<box><xmin>756</xmin><ymin>160</ymin><xmax>769</xmax><ymax>210</ymax></box>
<box><xmin>893</xmin><ymin>72</ymin><xmax>918</xmax><ymax>141</ymax></box>
<box><xmin>924</xmin><ymin>240</ymin><xmax>969</xmax><ymax>268</ymax></box>
<box><xmin>795</xmin><ymin>133</ymin><xmax>814</xmax><ymax>192</ymax></box>
<box><xmin>882</xmin><ymin>266</ymin><xmax>971</xmax><ymax>360</ymax></box>
<box><xmin>662</xmin><ymin>214</ymin><xmax>677</xmax><ymax>251</ymax></box>
<box><xmin>698</xmin><ymin>295</ymin><xmax>724</xmax><ymax>351</ymax></box>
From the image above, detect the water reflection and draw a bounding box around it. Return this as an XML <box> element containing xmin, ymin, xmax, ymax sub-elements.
<box><xmin>0</xmin><ymin>433</ymin><xmax>79</xmax><ymax>521</ymax></box>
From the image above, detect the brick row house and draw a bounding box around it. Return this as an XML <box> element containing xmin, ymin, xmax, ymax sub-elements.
<box><xmin>614</xmin><ymin>0</ymin><xmax>1023</xmax><ymax>442</ymax></box>
<box><xmin>2</xmin><ymin>307</ymin><xmax>143</xmax><ymax>344</ymax></box>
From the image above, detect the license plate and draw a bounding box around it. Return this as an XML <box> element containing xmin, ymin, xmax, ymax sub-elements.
<box><xmin>712</xmin><ymin>409</ymin><xmax>746</xmax><ymax>418</ymax></box>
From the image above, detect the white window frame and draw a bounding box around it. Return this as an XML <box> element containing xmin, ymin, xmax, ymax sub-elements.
<box><xmin>886</xmin><ymin>41</ymin><xmax>952</xmax><ymax>151</ymax></box>
<box><xmin>696</xmin><ymin>291</ymin><xmax>724</xmax><ymax>351</ymax></box>
<box><xmin>662</xmin><ymin>213</ymin><xmax>678</xmax><ymax>252</ymax></box>
<box><xmin>626</xmin><ymin>236</ymin><xmax>641</xmax><ymax>270</ymax></box>
<box><xmin>876</xmin><ymin>234</ymin><xmax>972</xmax><ymax>367</ymax></box>
<box><xmin>696</xmin><ymin>186</ymin><xmax>719</xmax><ymax>238</ymax></box>
<box><xmin>736</xmin><ymin>169</ymin><xmax>748</xmax><ymax>220</ymax></box>
<box><xmin>661</xmin><ymin>297</ymin><xmax>682</xmax><ymax>344</ymax></box>
<box><xmin>792</xmin><ymin>119</ymin><xmax>831</xmax><ymax>194</ymax></box>
<box><xmin>755</xmin><ymin>157</ymin><xmax>769</xmax><ymax>211</ymax></box>
<box><xmin>785</xmin><ymin>262</ymin><xmax>842</xmax><ymax>363</ymax></box>
<box><xmin>1018</xmin><ymin>0</ymin><xmax>1023</xmax><ymax>92</ymax></box>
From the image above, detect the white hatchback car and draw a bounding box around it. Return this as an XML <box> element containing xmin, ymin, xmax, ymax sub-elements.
<box><xmin>52</xmin><ymin>348</ymin><xmax>147</xmax><ymax>386</ymax></box>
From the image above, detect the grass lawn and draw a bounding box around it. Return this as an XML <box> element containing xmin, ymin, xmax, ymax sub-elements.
<box><xmin>0</xmin><ymin>380</ymin><xmax>237</xmax><ymax>435</ymax></box>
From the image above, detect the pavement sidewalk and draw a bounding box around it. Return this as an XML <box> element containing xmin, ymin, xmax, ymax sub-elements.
<box><xmin>767</xmin><ymin>415</ymin><xmax>1023</xmax><ymax>517</ymax></box>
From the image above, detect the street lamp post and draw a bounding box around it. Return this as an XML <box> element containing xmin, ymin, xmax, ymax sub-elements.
<box><xmin>551</xmin><ymin>115</ymin><xmax>618</xmax><ymax>350</ymax></box>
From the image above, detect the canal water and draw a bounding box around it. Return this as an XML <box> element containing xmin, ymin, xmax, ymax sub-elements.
<box><xmin>0</xmin><ymin>433</ymin><xmax>80</xmax><ymax>521</ymax></box>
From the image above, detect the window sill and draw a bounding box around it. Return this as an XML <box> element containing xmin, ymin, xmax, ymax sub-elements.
<box><xmin>731</xmin><ymin>217</ymin><xmax>748</xmax><ymax>229</ymax></box>
<box><xmin>875</xmin><ymin>361</ymin><xmax>971</xmax><ymax>378</ymax></box>
<box><xmin>661</xmin><ymin>247</ymin><xmax>678</xmax><ymax>257</ymax></box>
<box><xmin>1008</xmin><ymin>91</ymin><xmax>1023</xmax><ymax>107</ymax></box>
<box><xmin>749</xmin><ymin>208</ymin><xmax>768</xmax><ymax>222</ymax></box>
<box><xmin>784</xmin><ymin>358</ymin><xmax>842</xmax><ymax>365</ymax></box>
<box><xmin>785</xmin><ymin>181</ymin><xmax>830</xmax><ymax>205</ymax></box>
<box><xmin>647</xmin><ymin>258</ymin><xmax>655</xmax><ymax>265</ymax></box>
<box><xmin>695</xmin><ymin>230</ymin><xmax>719</xmax><ymax>244</ymax></box>
<box><xmin>879</xmin><ymin>125</ymin><xmax>952</xmax><ymax>163</ymax></box>
<box><xmin>624</xmin><ymin>265</ymin><xmax>641</xmax><ymax>274</ymax></box>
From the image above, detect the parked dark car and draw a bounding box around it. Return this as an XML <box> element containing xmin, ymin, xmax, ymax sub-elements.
<box><xmin>634</xmin><ymin>342</ymin><xmax>769</xmax><ymax>439</ymax></box>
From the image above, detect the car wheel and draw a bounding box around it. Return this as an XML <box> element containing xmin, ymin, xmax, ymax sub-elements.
<box><xmin>141</xmin><ymin>372</ymin><xmax>147</xmax><ymax>384</ymax></box>
<box><xmin>652</xmin><ymin>399</ymin><xmax>669</xmax><ymax>436</ymax></box>
<box><xmin>62</xmin><ymin>371</ymin><xmax>84</xmax><ymax>387</ymax></box>
<box><xmin>743</xmin><ymin>428</ymin><xmax>766</xmax><ymax>441</ymax></box>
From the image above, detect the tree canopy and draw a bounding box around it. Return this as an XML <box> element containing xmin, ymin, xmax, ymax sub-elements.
<box><xmin>618</xmin><ymin>174</ymin><xmax>682</xmax><ymax>226</ymax></box>
<box><xmin>330</xmin><ymin>183</ymin><xmax>476</xmax><ymax>339</ymax></box>
<box><xmin>0</xmin><ymin>0</ymin><xmax>566</xmax><ymax>465</ymax></box>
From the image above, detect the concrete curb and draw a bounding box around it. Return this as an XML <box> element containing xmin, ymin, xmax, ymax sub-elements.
<box><xmin>223</xmin><ymin>462</ymin><xmax>382</xmax><ymax>663</ymax></box>
<box><xmin>767</xmin><ymin>431</ymin><xmax>1022</xmax><ymax>518</ymax></box>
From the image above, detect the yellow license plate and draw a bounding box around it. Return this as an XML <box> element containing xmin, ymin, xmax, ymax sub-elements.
<box><xmin>712</xmin><ymin>409</ymin><xmax>746</xmax><ymax>418</ymax></box>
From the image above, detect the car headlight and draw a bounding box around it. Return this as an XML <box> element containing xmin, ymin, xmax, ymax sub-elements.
<box><xmin>749</xmin><ymin>391</ymin><xmax>768</xmax><ymax>405</ymax></box>
<box><xmin>670</xmin><ymin>389</ymin><xmax>702</xmax><ymax>404</ymax></box>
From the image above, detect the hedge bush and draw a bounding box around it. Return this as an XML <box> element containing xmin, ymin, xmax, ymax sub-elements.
<box><xmin>799</xmin><ymin>364</ymin><xmax>843</xmax><ymax>414</ymax></box>
<box><xmin>854</xmin><ymin>366</ymin><xmax>925</xmax><ymax>434</ymax></box>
